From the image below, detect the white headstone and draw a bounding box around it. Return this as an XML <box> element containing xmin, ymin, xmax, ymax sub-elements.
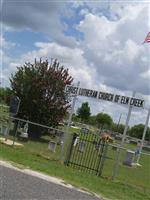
<box><xmin>48</xmin><ymin>141</ymin><xmax>56</xmax><ymax>152</ymax></box>
<box><xmin>123</xmin><ymin>150</ymin><xmax>135</xmax><ymax>166</ymax></box>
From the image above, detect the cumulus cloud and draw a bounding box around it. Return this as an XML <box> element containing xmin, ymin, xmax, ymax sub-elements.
<box><xmin>6</xmin><ymin>41</ymin><xmax>96</xmax><ymax>89</ymax></box>
<box><xmin>77</xmin><ymin>4</ymin><xmax>149</xmax><ymax>95</ymax></box>
<box><xmin>1</xmin><ymin>1</ymin><xmax>149</xmax><ymax>125</ymax></box>
<box><xmin>2</xmin><ymin>0</ymin><xmax>77</xmax><ymax>47</ymax></box>
<box><xmin>0</xmin><ymin>35</ymin><xmax>16</xmax><ymax>49</ymax></box>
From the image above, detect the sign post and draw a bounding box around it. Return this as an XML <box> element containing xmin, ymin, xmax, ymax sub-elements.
<box><xmin>112</xmin><ymin>91</ymin><xmax>136</xmax><ymax>179</ymax></box>
<box><xmin>60</xmin><ymin>82</ymin><xmax>80</xmax><ymax>162</ymax></box>
<box><xmin>136</xmin><ymin>107</ymin><xmax>150</xmax><ymax>164</ymax></box>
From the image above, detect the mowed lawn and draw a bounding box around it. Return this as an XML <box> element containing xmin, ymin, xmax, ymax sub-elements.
<box><xmin>0</xmin><ymin>132</ymin><xmax>150</xmax><ymax>200</ymax></box>
<box><xmin>0</xmin><ymin>106</ymin><xmax>150</xmax><ymax>200</ymax></box>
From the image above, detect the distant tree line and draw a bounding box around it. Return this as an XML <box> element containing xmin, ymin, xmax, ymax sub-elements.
<box><xmin>73</xmin><ymin>102</ymin><xmax>150</xmax><ymax>141</ymax></box>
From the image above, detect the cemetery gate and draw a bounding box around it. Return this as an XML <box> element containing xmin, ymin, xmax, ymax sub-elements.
<box><xmin>65</xmin><ymin>132</ymin><xmax>108</xmax><ymax>176</ymax></box>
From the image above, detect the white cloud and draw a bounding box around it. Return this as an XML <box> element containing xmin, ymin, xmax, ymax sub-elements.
<box><xmin>77</xmin><ymin>4</ymin><xmax>149</xmax><ymax>95</ymax></box>
<box><xmin>0</xmin><ymin>34</ymin><xmax>16</xmax><ymax>49</ymax></box>
<box><xmin>2</xmin><ymin>1</ymin><xmax>77</xmax><ymax>47</ymax></box>
<box><xmin>2</xmin><ymin>2</ymin><xmax>150</xmax><ymax>125</ymax></box>
<box><xmin>140</xmin><ymin>69</ymin><xmax>150</xmax><ymax>79</ymax></box>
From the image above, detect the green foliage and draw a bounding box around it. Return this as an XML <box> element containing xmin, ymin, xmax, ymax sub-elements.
<box><xmin>89</xmin><ymin>115</ymin><xmax>97</xmax><ymax>126</ymax></box>
<box><xmin>72</xmin><ymin>113</ymin><xmax>80</xmax><ymax>122</ymax></box>
<box><xmin>0</xmin><ymin>87</ymin><xmax>13</xmax><ymax>105</ymax></box>
<box><xmin>96</xmin><ymin>113</ymin><xmax>113</xmax><ymax>128</ymax></box>
<box><xmin>77</xmin><ymin>102</ymin><xmax>91</xmax><ymax>122</ymax></box>
<box><xmin>111</xmin><ymin>123</ymin><xmax>125</xmax><ymax>134</ymax></box>
<box><xmin>10</xmin><ymin>59</ymin><xmax>73</xmax><ymax>138</ymax></box>
<box><xmin>129</xmin><ymin>124</ymin><xmax>150</xmax><ymax>140</ymax></box>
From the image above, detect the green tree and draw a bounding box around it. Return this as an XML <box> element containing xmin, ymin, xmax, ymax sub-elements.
<box><xmin>112</xmin><ymin>123</ymin><xmax>125</xmax><ymax>134</ymax></box>
<box><xmin>96</xmin><ymin>113</ymin><xmax>113</xmax><ymax>129</ymax></box>
<box><xmin>0</xmin><ymin>87</ymin><xmax>13</xmax><ymax>105</ymax></box>
<box><xmin>89</xmin><ymin>115</ymin><xmax>97</xmax><ymax>126</ymax></box>
<box><xmin>129</xmin><ymin>124</ymin><xmax>150</xmax><ymax>141</ymax></box>
<box><xmin>10</xmin><ymin>59</ymin><xmax>73</xmax><ymax>138</ymax></box>
<box><xmin>77</xmin><ymin>102</ymin><xmax>91</xmax><ymax>123</ymax></box>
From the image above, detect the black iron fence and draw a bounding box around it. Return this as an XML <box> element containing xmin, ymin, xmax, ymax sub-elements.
<box><xmin>65</xmin><ymin>132</ymin><xmax>108</xmax><ymax>176</ymax></box>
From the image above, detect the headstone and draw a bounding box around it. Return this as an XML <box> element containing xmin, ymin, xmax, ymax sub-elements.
<box><xmin>123</xmin><ymin>150</ymin><xmax>135</xmax><ymax>166</ymax></box>
<box><xmin>78</xmin><ymin>141</ymin><xmax>86</xmax><ymax>153</ymax></box>
<box><xmin>2</xmin><ymin>125</ymin><xmax>8</xmax><ymax>136</ymax></box>
<box><xmin>73</xmin><ymin>133</ymin><xmax>79</xmax><ymax>146</ymax></box>
<box><xmin>73</xmin><ymin>136</ymin><xmax>79</xmax><ymax>146</ymax></box>
<box><xmin>48</xmin><ymin>141</ymin><xmax>57</xmax><ymax>152</ymax></box>
<box><xmin>19</xmin><ymin>123</ymin><xmax>28</xmax><ymax>140</ymax></box>
<box><xmin>57</xmin><ymin>132</ymin><xmax>64</xmax><ymax>145</ymax></box>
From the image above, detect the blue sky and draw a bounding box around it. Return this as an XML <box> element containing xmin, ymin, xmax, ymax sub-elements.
<box><xmin>1</xmin><ymin>0</ymin><xmax>150</xmax><ymax>126</ymax></box>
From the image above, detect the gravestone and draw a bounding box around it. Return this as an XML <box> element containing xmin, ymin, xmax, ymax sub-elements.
<box><xmin>1</xmin><ymin>125</ymin><xmax>8</xmax><ymax>136</ymax></box>
<box><xmin>57</xmin><ymin>131</ymin><xmax>64</xmax><ymax>145</ymax></box>
<box><xmin>19</xmin><ymin>123</ymin><xmax>28</xmax><ymax>141</ymax></box>
<box><xmin>48</xmin><ymin>141</ymin><xmax>57</xmax><ymax>152</ymax></box>
<box><xmin>123</xmin><ymin>150</ymin><xmax>135</xmax><ymax>166</ymax></box>
<box><xmin>73</xmin><ymin>136</ymin><xmax>79</xmax><ymax>146</ymax></box>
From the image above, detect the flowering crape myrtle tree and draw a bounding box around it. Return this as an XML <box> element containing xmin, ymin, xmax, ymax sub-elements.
<box><xmin>10</xmin><ymin>59</ymin><xmax>73</xmax><ymax>138</ymax></box>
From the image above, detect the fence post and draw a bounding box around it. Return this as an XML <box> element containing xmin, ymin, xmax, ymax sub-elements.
<box><xmin>98</xmin><ymin>142</ymin><xmax>108</xmax><ymax>176</ymax></box>
<box><xmin>97</xmin><ymin>141</ymin><xmax>108</xmax><ymax>176</ymax></box>
<box><xmin>64</xmin><ymin>133</ymin><xmax>74</xmax><ymax>165</ymax></box>
<box><xmin>5</xmin><ymin>117</ymin><xmax>12</xmax><ymax>141</ymax></box>
<box><xmin>12</xmin><ymin>120</ymin><xmax>19</xmax><ymax>146</ymax></box>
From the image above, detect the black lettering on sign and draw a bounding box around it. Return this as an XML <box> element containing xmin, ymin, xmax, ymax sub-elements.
<box><xmin>121</xmin><ymin>96</ymin><xmax>126</xmax><ymax>104</ymax></box>
<box><xmin>79</xmin><ymin>88</ymin><xmax>98</xmax><ymax>98</ymax></box>
<box><xmin>125</xmin><ymin>97</ymin><xmax>130</xmax><ymax>104</ymax></box>
<box><xmin>92</xmin><ymin>90</ymin><xmax>98</xmax><ymax>98</ymax></box>
<box><xmin>130</xmin><ymin>98</ymin><xmax>144</xmax><ymax>108</ymax></box>
<box><xmin>130</xmin><ymin>98</ymin><xmax>134</xmax><ymax>106</ymax></box>
<box><xmin>87</xmin><ymin>90</ymin><xmax>98</xmax><ymax>98</ymax></box>
<box><xmin>99</xmin><ymin>92</ymin><xmax>105</xmax><ymax>100</ymax></box>
<box><xmin>65</xmin><ymin>86</ymin><xmax>145</xmax><ymax>108</ymax></box>
<box><xmin>121</xmin><ymin>96</ymin><xmax>130</xmax><ymax>105</ymax></box>
<box><xmin>139</xmin><ymin>100</ymin><xmax>144</xmax><ymax>108</ymax></box>
<box><xmin>65</xmin><ymin>86</ymin><xmax>78</xmax><ymax>95</ymax></box>
<box><xmin>134</xmin><ymin>99</ymin><xmax>139</xmax><ymax>107</ymax></box>
<box><xmin>79</xmin><ymin>88</ymin><xmax>86</xmax><ymax>96</ymax></box>
<box><xmin>98</xmin><ymin>92</ymin><xmax>114</xmax><ymax>101</ymax></box>
<box><xmin>114</xmin><ymin>95</ymin><xmax>120</xmax><ymax>103</ymax></box>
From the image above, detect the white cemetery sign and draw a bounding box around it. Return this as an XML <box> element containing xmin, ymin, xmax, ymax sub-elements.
<box><xmin>65</xmin><ymin>85</ymin><xmax>144</xmax><ymax>108</ymax></box>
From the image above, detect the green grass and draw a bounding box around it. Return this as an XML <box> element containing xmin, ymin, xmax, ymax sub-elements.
<box><xmin>0</xmin><ymin>143</ymin><xmax>150</xmax><ymax>200</ymax></box>
<box><xmin>0</xmin><ymin>109</ymin><xmax>150</xmax><ymax>200</ymax></box>
<box><xmin>102</xmin><ymin>145</ymin><xmax>150</xmax><ymax>190</ymax></box>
